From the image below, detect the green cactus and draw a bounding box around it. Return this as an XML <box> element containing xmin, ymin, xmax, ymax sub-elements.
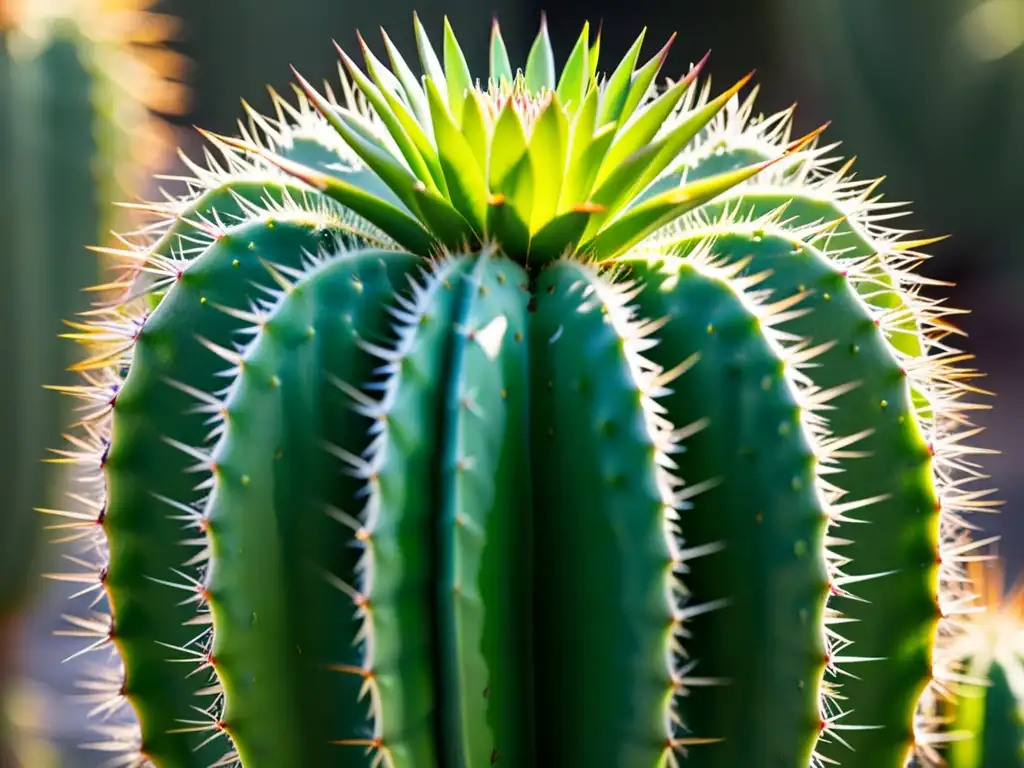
<box><xmin>0</xmin><ymin>0</ymin><xmax>186</xmax><ymax>764</ymax></box>
<box><xmin>945</xmin><ymin>559</ymin><xmax>1024</xmax><ymax>768</ymax></box>
<box><xmin>50</xmin><ymin>16</ymin><xmax>996</xmax><ymax>767</ymax></box>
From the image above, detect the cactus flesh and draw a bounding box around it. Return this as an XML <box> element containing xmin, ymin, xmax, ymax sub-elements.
<box><xmin>50</xmin><ymin>16</ymin><xmax>997</xmax><ymax>768</ymax></box>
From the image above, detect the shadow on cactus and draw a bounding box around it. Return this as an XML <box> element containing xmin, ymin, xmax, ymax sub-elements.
<box><xmin>47</xmin><ymin>13</ymin><xmax>999</xmax><ymax>768</ymax></box>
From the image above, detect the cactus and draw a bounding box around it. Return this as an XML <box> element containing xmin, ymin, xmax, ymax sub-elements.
<box><xmin>0</xmin><ymin>0</ymin><xmax>186</xmax><ymax>764</ymax></box>
<box><xmin>944</xmin><ymin>558</ymin><xmax>1024</xmax><ymax>768</ymax></box>
<box><xmin>49</xmin><ymin>16</ymin><xmax>997</xmax><ymax>768</ymax></box>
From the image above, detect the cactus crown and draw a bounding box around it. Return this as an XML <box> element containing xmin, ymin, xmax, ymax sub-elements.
<box><xmin>45</xmin><ymin>14</ymin><xmax>999</xmax><ymax>768</ymax></box>
<box><xmin>217</xmin><ymin>15</ymin><xmax>820</xmax><ymax>267</ymax></box>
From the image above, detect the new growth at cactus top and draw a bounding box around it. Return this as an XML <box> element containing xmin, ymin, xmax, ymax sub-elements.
<box><xmin>45</xmin><ymin>14</ymin><xmax>1001</xmax><ymax>768</ymax></box>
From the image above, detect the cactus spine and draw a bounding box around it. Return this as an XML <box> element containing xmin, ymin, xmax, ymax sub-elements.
<box><xmin>49</xmin><ymin>16</ymin><xmax>996</xmax><ymax>767</ymax></box>
<box><xmin>0</xmin><ymin>1</ymin><xmax>185</xmax><ymax>764</ymax></box>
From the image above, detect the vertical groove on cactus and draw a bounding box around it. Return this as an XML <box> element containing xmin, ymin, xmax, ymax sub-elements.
<box><xmin>649</xmin><ymin>213</ymin><xmax>943</xmax><ymax>759</ymax></box>
<box><xmin>55</xmin><ymin>197</ymin><xmax>394</xmax><ymax>764</ymax></box>
<box><xmin>92</xmin><ymin>215</ymin><xmax>351</xmax><ymax>765</ymax></box>
<box><xmin>43</xmin><ymin>16</ymin><xmax>1000</xmax><ymax>768</ymax></box>
<box><xmin>434</xmin><ymin>252</ymin><xmax>533</xmax><ymax>765</ymax></box>
<box><xmin>348</xmin><ymin>255</ymin><xmax>474</xmax><ymax>764</ymax></box>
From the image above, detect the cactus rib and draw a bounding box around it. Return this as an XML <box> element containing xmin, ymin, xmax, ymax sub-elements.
<box><xmin>194</xmin><ymin>247</ymin><xmax>418</xmax><ymax>766</ymax></box>
<box><xmin>625</xmin><ymin>249</ymin><xmax>842</xmax><ymax>764</ymax></box>
<box><xmin>530</xmin><ymin>258</ymin><xmax>688</xmax><ymax>764</ymax></box>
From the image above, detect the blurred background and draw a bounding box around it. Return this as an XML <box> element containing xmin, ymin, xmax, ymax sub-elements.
<box><xmin>1</xmin><ymin>0</ymin><xmax>1022</xmax><ymax>763</ymax></box>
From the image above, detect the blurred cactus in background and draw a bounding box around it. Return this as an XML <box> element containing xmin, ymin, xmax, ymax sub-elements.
<box><xmin>0</xmin><ymin>0</ymin><xmax>187</xmax><ymax>764</ymax></box>
<box><xmin>946</xmin><ymin>558</ymin><xmax>1024</xmax><ymax>768</ymax></box>
<box><xmin>777</xmin><ymin>0</ymin><xmax>1024</xmax><ymax>256</ymax></box>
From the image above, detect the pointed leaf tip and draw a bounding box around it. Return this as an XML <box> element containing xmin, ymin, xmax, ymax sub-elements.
<box><xmin>334</xmin><ymin>42</ymin><xmax>360</xmax><ymax>74</ymax></box>
<box><xmin>489</xmin><ymin>16</ymin><xmax>513</xmax><ymax>85</ymax></box>
<box><xmin>714</xmin><ymin>70</ymin><xmax>756</xmax><ymax>106</ymax></box>
<box><xmin>657</xmin><ymin>31</ymin><xmax>678</xmax><ymax>63</ymax></box>
<box><xmin>195</xmin><ymin>126</ymin><xmax>242</xmax><ymax>152</ymax></box>
<box><xmin>684</xmin><ymin>50</ymin><xmax>712</xmax><ymax>84</ymax></box>
<box><xmin>290</xmin><ymin>63</ymin><xmax>314</xmax><ymax>92</ymax></box>
<box><xmin>526</xmin><ymin>12</ymin><xmax>557</xmax><ymax>91</ymax></box>
<box><xmin>353</xmin><ymin>31</ymin><xmax>371</xmax><ymax>54</ymax></box>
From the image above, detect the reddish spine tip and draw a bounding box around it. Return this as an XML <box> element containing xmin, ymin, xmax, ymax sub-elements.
<box><xmin>685</xmin><ymin>50</ymin><xmax>712</xmax><ymax>83</ymax></box>
<box><xmin>656</xmin><ymin>32</ymin><xmax>678</xmax><ymax>63</ymax></box>
<box><xmin>335</xmin><ymin>42</ymin><xmax>356</xmax><ymax>70</ymax></box>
